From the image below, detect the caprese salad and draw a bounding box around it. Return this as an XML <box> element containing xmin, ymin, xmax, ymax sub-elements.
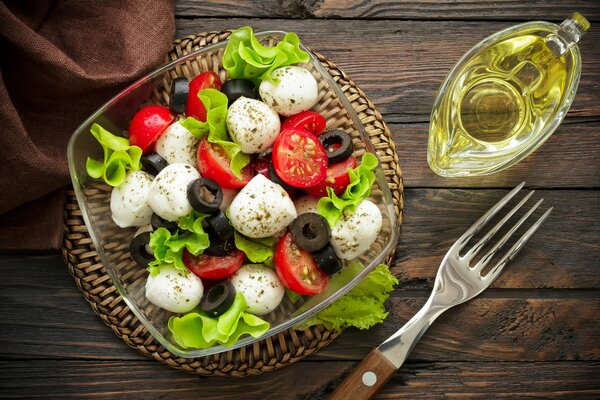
<box><xmin>86</xmin><ymin>27</ymin><xmax>383</xmax><ymax>348</ymax></box>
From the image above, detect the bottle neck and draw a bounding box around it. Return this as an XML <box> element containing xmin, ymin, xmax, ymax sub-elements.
<box><xmin>546</xmin><ymin>12</ymin><xmax>590</xmax><ymax>57</ymax></box>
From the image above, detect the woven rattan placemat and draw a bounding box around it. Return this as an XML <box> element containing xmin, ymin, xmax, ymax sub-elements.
<box><xmin>62</xmin><ymin>30</ymin><xmax>404</xmax><ymax>377</ymax></box>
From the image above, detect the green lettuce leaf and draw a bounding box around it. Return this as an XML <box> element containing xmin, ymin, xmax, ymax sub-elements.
<box><xmin>179</xmin><ymin>116</ymin><xmax>209</xmax><ymax>139</ymax></box>
<box><xmin>285</xmin><ymin>289</ymin><xmax>302</xmax><ymax>304</ymax></box>
<box><xmin>222</xmin><ymin>26</ymin><xmax>310</xmax><ymax>83</ymax></box>
<box><xmin>147</xmin><ymin>211</ymin><xmax>210</xmax><ymax>276</ymax></box>
<box><xmin>317</xmin><ymin>152</ymin><xmax>379</xmax><ymax>226</ymax></box>
<box><xmin>168</xmin><ymin>292</ymin><xmax>270</xmax><ymax>348</ymax></box>
<box><xmin>85</xmin><ymin>123</ymin><xmax>142</xmax><ymax>186</ymax></box>
<box><xmin>294</xmin><ymin>263</ymin><xmax>398</xmax><ymax>331</ymax></box>
<box><xmin>234</xmin><ymin>231</ymin><xmax>274</xmax><ymax>265</ymax></box>
<box><xmin>180</xmin><ymin>89</ymin><xmax>250</xmax><ymax>178</ymax></box>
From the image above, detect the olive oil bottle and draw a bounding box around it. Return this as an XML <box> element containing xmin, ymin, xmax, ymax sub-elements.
<box><xmin>428</xmin><ymin>13</ymin><xmax>590</xmax><ymax>177</ymax></box>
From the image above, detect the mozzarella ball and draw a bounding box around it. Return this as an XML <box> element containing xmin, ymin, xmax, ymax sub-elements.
<box><xmin>259</xmin><ymin>66</ymin><xmax>319</xmax><ymax>117</ymax></box>
<box><xmin>226</xmin><ymin>97</ymin><xmax>280</xmax><ymax>154</ymax></box>
<box><xmin>294</xmin><ymin>195</ymin><xmax>319</xmax><ymax>215</ymax></box>
<box><xmin>155</xmin><ymin>121</ymin><xmax>199</xmax><ymax>166</ymax></box>
<box><xmin>228</xmin><ymin>174</ymin><xmax>297</xmax><ymax>238</ymax></box>
<box><xmin>110</xmin><ymin>170</ymin><xmax>154</xmax><ymax>228</ymax></box>
<box><xmin>330</xmin><ymin>200</ymin><xmax>383</xmax><ymax>260</ymax></box>
<box><xmin>147</xmin><ymin>163</ymin><xmax>200</xmax><ymax>221</ymax></box>
<box><xmin>220</xmin><ymin>188</ymin><xmax>238</xmax><ymax>211</ymax></box>
<box><xmin>145</xmin><ymin>264</ymin><xmax>203</xmax><ymax>313</ymax></box>
<box><xmin>231</xmin><ymin>264</ymin><xmax>284</xmax><ymax>315</ymax></box>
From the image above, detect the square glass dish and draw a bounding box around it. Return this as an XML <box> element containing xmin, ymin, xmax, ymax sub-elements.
<box><xmin>67</xmin><ymin>31</ymin><xmax>398</xmax><ymax>358</ymax></box>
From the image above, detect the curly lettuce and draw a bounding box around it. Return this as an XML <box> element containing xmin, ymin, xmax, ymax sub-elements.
<box><xmin>147</xmin><ymin>211</ymin><xmax>210</xmax><ymax>276</ymax></box>
<box><xmin>168</xmin><ymin>292</ymin><xmax>270</xmax><ymax>348</ymax></box>
<box><xmin>234</xmin><ymin>231</ymin><xmax>274</xmax><ymax>265</ymax></box>
<box><xmin>180</xmin><ymin>89</ymin><xmax>250</xmax><ymax>178</ymax></box>
<box><xmin>85</xmin><ymin>123</ymin><xmax>142</xmax><ymax>186</ymax></box>
<box><xmin>294</xmin><ymin>263</ymin><xmax>398</xmax><ymax>331</ymax></box>
<box><xmin>317</xmin><ymin>152</ymin><xmax>379</xmax><ymax>226</ymax></box>
<box><xmin>223</xmin><ymin>26</ymin><xmax>310</xmax><ymax>83</ymax></box>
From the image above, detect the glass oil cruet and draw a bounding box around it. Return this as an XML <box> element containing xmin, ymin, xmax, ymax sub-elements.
<box><xmin>427</xmin><ymin>13</ymin><xmax>590</xmax><ymax>177</ymax></box>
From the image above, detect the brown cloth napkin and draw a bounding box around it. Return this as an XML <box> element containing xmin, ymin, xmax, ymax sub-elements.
<box><xmin>0</xmin><ymin>0</ymin><xmax>175</xmax><ymax>250</ymax></box>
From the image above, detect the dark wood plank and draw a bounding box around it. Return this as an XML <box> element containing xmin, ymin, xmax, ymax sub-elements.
<box><xmin>1</xmin><ymin>254</ymin><xmax>599</xmax><ymax>362</ymax></box>
<box><xmin>175</xmin><ymin>0</ymin><xmax>600</xmax><ymax>21</ymax></box>
<box><xmin>0</xmin><ymin>189</ymin><xmax>598</xmax><ymax>363</ymax></box>
<box><xmin>0</xmin><ymin>254</ymin><xmax>135</xmax><ymax>361</ymax></box>
<box><xmin>391</xmin><ymin>121</ymin><xmax>600</xmax><ymax>188</ymax></box>
<box><xmin>316</xmin><ymin>295</ymin><xmax>600</xmax><ymax>361</ymax></box>
<box><xmin>396</xmin><ymin>189</ymin><xmax>600</xmax><ymax>289</ymax></box>
<box><xmin>175</xmin><ymin>19</ymin><xmax>600</xmax><ymax>123</ymax></box>
<box><xmin>1</xmin><ymin>360</ymin><xmax>598</xmax><ymax>399</ymax></box>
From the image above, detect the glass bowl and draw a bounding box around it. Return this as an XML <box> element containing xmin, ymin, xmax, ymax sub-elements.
<box><xmin>67</xmin><ymin>31</ymin><xmax>398</xmax><ymax>358</ymax></box>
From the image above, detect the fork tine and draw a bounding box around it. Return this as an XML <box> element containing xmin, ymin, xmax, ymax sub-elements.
<box><xmin>455</xmin><ymin>182</ymin><xmax>526</xmax><ymax>249</ymax></box>
<box><xmin>485</xmin><ymin>207</ymin><xmax>553</xmax><ymax>282</ymax></box>
<box><xmin>473</xmin><ymin>198</ymin><xmax>544</xmax><ymax>272</ymax></box>
<box><xmin>463</xmin><ymin>190</ymin><xmax>535</xmax><ymax>261</ymax></box>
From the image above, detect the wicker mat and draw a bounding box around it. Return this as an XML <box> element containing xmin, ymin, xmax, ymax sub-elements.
<box><xmin>61</xmin><ymin>30</ymin><xmax>404</xmax><ymax>377</ymax></box>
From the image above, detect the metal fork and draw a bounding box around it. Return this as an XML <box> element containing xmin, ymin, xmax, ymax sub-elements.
<box><xmin>328</xmin><ymin>182</ymin><xmax>553</xmax><ymax>400</ymax></box>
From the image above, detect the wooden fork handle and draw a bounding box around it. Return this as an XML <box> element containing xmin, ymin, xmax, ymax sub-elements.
<box><xmin>328</xmin><ymin>348</ymin><xmax>397</xmax><ymax>400</ymax></box>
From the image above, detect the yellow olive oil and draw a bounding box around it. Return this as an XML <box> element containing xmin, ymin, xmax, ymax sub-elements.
<box><xmin>428</xmin><ymin>14</ymin><xmax>589</xmax><ymax>177</ymax></box>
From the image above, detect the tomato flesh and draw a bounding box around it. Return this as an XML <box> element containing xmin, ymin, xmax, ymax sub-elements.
<box><xmin>274</xmin><ymin>232</ymin><xmax>328</xmax><ymax>295</ymax></box>
<box><xmin>197</xmin><ymin>138</ymin><xmax>253</xmax><ymax>189</ymax></box>
<box><xmin>128</xmin><ymin>105</ymin><xmax>175</xmax><ymax>153</ymax></box>
<box><xmin>281</xmin><ymin>111</ymin><xmax>326</xmax><ymax>136</ymax></box>
<box><xmin>183</xmin><ymin>249</ymin><xmax>244</xmax><ymax>280</ymax></box>
<box><xmin>272</xmin><ymin>128</ymin><xmax>328</xmax><ymax>188</ymax></box>
<box><xmin>185</xmin><ymin>71</ymin><xmax>222</xmax><ymax>121</ymax></box>
<box><xmin>304</xmin><ymin>155</ymin><xmax>357</xmax><ymax>197</ymax></box>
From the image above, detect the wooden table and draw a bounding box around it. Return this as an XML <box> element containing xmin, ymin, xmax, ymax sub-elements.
<box><xmin>2</xmin><ymin>1</ymin><xmax>599</xmax><ymax>398</ymax></box>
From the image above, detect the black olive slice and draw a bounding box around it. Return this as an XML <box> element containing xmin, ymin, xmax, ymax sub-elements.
<box><xmin>319</xmin><ymin>130</ymin><xmax>354</xmax><ymax>164</ymax></box>
<box><xmin>187</xmin><ymin>178</ymin><xmax>223</xmax><ymax>213</ymax></box>
<box><xmin>268</xmin><ymin>160</ymin><xmax>295</xmax><ymax>192</ymax></box>
<box><xmin>290</xmin><ymin>213</ymin><xmax>331</xmax><ymax>252</ymax></box>
<box><xmin>200</xmin><ymin>280</ymin><xmax>237</xmax><ymax>317</ymax></box>
<box><xmin>169</xmin><ymin>77</ymin><xmax>189</xmax><ymax>115</ymax></box>
<box><xmin>151</xmin><ymin>213</ymin><xmax>179</xmax><ymax>232</ymax></box>
<box><xmin>221</xmin><ymin>79</ymin><xmax>257</xmax><ymax>105</ymax></box>
<box><xmin>204</xmin><ymin>238</ymin><xmax>236</xmax><ymax>256</ymax></box>
<box><xmin>206</xmin><ymin>210</ymin><xmax>234</xmax><ymax>241</ymax></box>
<box><xmin>129</xmin><ymin>232</ymin><xmax>154</xmax><ymax>268</ymax></box>
<box><xmin>312</xmin><ymin>244</ymin><xmax>342</xmax><ymax>275</ymax></box>
<box><xmin>141</xmin><ymin>152</ymin><xmax>169</xmax><ymax>176</ymax></box>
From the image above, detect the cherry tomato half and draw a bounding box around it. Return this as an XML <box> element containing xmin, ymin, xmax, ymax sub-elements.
<box><xmin>185</xmin><ymin>71</ymin><xmax>223</xmax><ymax>122</ymax></box>
<box><xmin>272</xmin><ymin>128</ymin><xmax>328</xmax><ymax>188</ymax></box>
<box><xmin>197</xmin><ymin>138</ymin><xmax>254</xmax><ymax>189</ymax></box>
<box><xmin>183</xmin><ymin>249</ymin><xmax>244</xmax><ymax>280</ymax></box>
<box><xmin>274</xmin><ymin>232</ymin><xmax>328</xmax><ymax>295</ymax></box>
<box><xmin>304</xmin><ymin>155</ymin><xmax>357</xmax><ymax>197</ymax></box>
<box><xmin>128</xmin><ymin>105</ymin><xmax>175</xmax><ymax>153</ymax></box>
<box><xmin>281</xmin><ymin>111</ymin><xmax>327</xmax><ymax>136</ymax></box>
